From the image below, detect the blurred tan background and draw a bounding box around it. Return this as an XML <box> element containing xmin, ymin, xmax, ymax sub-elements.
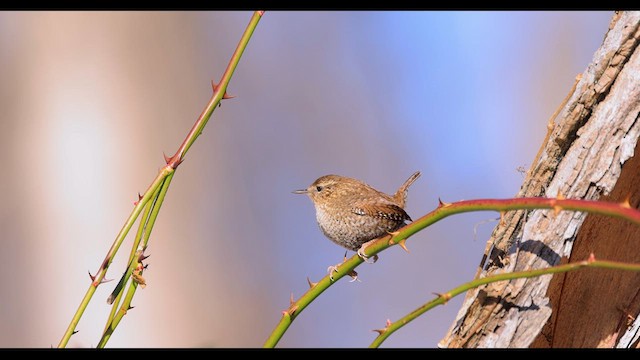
<box><xmin>0</xmin><ymin>11</ymin><xmax>611</xmax><ymax>347</ymax></box>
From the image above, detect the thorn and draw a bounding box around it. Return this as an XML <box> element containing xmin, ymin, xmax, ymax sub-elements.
<box><xmin>173</xmin><ymin>157</ymin><xmax>184</xmax><ymax>168</ymax></box>
<box><xmin>437</xmin><ymin>198</ymin><xmax>450</xmax><ymax>208</ymax></box>
<box><xmin>211</xmin><ymin>80</ymin><xmax>236</xmax><ymax>99</ymax></box>
<box><xmin>386</xmin><ymin>230</ymin><xmax>400</xmax><ymax>237</ymax></box>
<box><xmin>163</xmin><ymin>152</ymin><xmax>172</xmax><ymax>164</ymax></box>
<box><xmin>281</xmin><ymin>310</ymin><xmax>288</xmax><ymax>317</ymax></box>
<box><xmin>397</xmin><ymin>239</ymin><xmax>410</xmax><ymax>253</ymax></box>
<box><xmin>372</xmin><ymin>328</ymin><xmax>386</xmax><ymax>335</ymax></box>
<box><xmin>588</xmin><ymin>253</ymin><xmax>596</xmax><ymax>263</ymax></box>
<box><xmin>257</xmin><ymin>10</ymin><xmax>265</xmax><ymax>16</ymax></box>
<box><xmin>386</xmin><ymin>319</ymin><xmax>392</xmax><ymax>327</ymax></box>
<box><xmin>306</xmin><ymin>276</ymin><xmax>317</xmax><ymax>288</ymax></box>
<box><xmin>551</xmin><ymin>193</ymin><xmax>565</xmax><ymax>215</ymax></box>
<box><xmin>72</xmin><ymin>330</ymin><xmax>79</xmax><ymax>335</ymax></box>
<box><xmin>433</xmin><ymin>292</ymin><xmax>452</xmax><ymax>303</ymax></box>
<box><xmin>553</xmin><ymin>204</ymin><xmax>562</xmax><ymax>216</ymax></box>
<box><xmin>621</xmin><ymin>195</ymin><xmax>632</xmax><ymax>209</ymax></box>
<box><xmin>100</xmin><ymin>277</ymin><xmax>114</xmax><ymax>284</ymax></box>
<box><xmin>343</xmin><ymin>251</ymin><xmax>348</xmax><ymax>262</ymax></box>
<box><xmin>288</xmin><ymin>305</ymin><xmax>298</xmax><ymax>316</ymax></box>
<box><xmin>88</xmin><ymin>271</ymin><xmax>96</xmax><ymax>281</ymax></box>
<box><xmin>143</xmin><ymin>264</ymin><xmax>149</xmax><ymax>270</ymax></box>
<box><xmin>290</xmin><ymin>293</ymin><xmax>295</xmax><ymax>306</ymax></box>
<box><xmin>134</xmin><ymin>192</ymin><xmax>144</xmax><ymax>206</ymax></box>
<box><xmin>128</xmin><ymin>305</ymin><xmax>135</xmax><ymax>311</ymax></box>
<box><xmin>139</xmin><ymin>253</ymin><xmax>150</xmax><ymax>262</ymax></box>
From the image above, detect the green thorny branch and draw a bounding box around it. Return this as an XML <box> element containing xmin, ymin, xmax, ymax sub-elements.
<box><xmin>264</xmin><ymin>196</ymin><xmax>640</xmax><ymax>347</ymax></box>
<box><xmin>58</xmin><ymin>11</ymin><xmax>264</xmax><ymax>348</ymax></box>
<box><xmin>369</xmin><ymin>255</ymin><xmax>640</xmax><ymax>347</ymax></box>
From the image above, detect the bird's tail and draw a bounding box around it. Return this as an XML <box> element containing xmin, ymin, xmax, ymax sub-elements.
<box><xmin>395</xmin><ymin>171</ymin><xmax>421</xmax><ymax>207</ymax></box>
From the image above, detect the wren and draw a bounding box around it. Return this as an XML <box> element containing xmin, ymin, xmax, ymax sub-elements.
<box><xmin>293</xmin><ymin>171</ymin><xmax>421</xmax><ymax>260</ymax></box>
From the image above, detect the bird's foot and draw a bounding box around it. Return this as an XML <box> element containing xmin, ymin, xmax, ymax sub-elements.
<box><xmin>327</xmin><ymin>252</ymin><xmax>360</xmax><ymax>282</ymax></box>
<box><xmin>357</xmin><ymin>240</ymin><xmax>379</xmax><ymax>264</ymax></box>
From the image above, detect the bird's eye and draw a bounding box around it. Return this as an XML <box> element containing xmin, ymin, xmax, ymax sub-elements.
<box><xmin>316</xmin><ymin>185</ymin><xmax>323</xmax><ymax>192</ymax></box>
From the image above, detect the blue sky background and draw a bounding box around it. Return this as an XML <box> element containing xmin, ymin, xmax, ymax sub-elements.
<box><xmin>0</xmin><ymin>11</ymin><xmax>612</xmax><ymax>347</ymax></box>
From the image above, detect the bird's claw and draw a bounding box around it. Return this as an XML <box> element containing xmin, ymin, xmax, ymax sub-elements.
<box><xmin>327</xmin><ymin>264</ymin><xmax>360</xmax><ymax>282</ymax></box>
<box><xmin>357</xmin><ymin>247</ymin><xmax>379</xmax><ymax>264</ymax></box>
<box><xmin>327</xmin><ymin>265</ymin><xmax>339</xmax><ymax>281</ymax></box>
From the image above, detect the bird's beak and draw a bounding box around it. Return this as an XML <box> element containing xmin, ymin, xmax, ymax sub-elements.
<box><xmin>292</xmin><ymin>189</ymin><xmax>308</xmax><ymax>194</ymax></box>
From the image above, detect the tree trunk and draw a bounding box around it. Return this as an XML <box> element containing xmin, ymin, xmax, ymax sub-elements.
<box><xmin>439</xmin><ymin>11</ymin><xmax>640</xmax><ymax>348</ymax></box>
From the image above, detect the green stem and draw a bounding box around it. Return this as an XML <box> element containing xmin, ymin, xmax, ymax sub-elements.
<box><xmin>172</xmin><ymin>10</ymin><xmax>264</xmax><ymax>161</ymax></box>
<box><xmin>98</xmin><ymin>173</ymin><xmax>174</xmax><ymax>347</ymax></box>
<box><xmin>369</xmin><ymin>257</ymin><xmax>640</xmax><ymax>347</ymax></box>
<box><xmin>103</xmin><ymin>179</ymin><xmax>164</xmax><ymax>334</ymax></box>
<box><xmin>58</xmin><ymin>166</ymin><xmax>173</xmax><ymax>348</ymax></box>
<box><xmin>263</xmin><ymin>197</ymin><xmax>640</xmax><ymax>347</ymax></box>
<box><xmin>58</xmin><ymin>10</ymin><xmax>264</xmax><ymax>348</ymax></box>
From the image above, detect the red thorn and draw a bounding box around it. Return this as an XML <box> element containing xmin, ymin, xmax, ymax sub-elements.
<box><xmin>171</xmin><ymin>157</ymin><xmax>184</xmax><ymax>169</ymax></box>
<box><xmin>163</xmin><ymin>152</ymin><xmax>172</xmax><ymax>164</ymax></box>
<box><xmin>101</xmin><ymin>277</ymin><xmax>114</xmax><ymax>285</ymax></box>
<box><xmin>134</xmin><ymin>192</ymin><xmax>143</xmax><ymax>206</ymax></box>
<box><xmin>386</xmin><ymin>319</ymin><xmax>392</xmax><ymax>327</ymax></box>
<box><xmin>281</xmin><ymin>310</ymin><xmax>288</xmax><ymax>316</ymax></box>
<box><xmin>88</xmin><ymin>271</ymin><xmax>96</xmax><ymax>282</ymax></box>
<box><xmin>211</xmin><ymin>81</ymin><xmax>236</xmax><ymax>99</ymax></box>
<box><xmin>139</xmin><ymin>253</ymin><xmax>150</xmax><ymax>262</ymax></box>
<box><xmin>438</xmin><ymin>198</ymin><xmax>450</xmax><ymax>208</ymax></box>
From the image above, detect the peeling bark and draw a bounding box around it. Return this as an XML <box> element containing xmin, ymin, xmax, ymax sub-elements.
<box><xmin>439</xmin><ymin>11</ymin><xmax>640</xmax><ymax>348</ymax></box>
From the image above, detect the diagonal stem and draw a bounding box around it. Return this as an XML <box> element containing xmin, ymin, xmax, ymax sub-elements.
<box><xmin>369</xmin><ymin>256</ymin><xmax>640</xmax><ymax>347</ymax></box>
<box><xmin>57</xmin><ymin>10</ymin><xmax>264</xmax><ymax>348</ymax></box>
<box><xmin>263</xmin><ymin>196</ymin><xmax>640</xmax><ymax>347</ymax></box>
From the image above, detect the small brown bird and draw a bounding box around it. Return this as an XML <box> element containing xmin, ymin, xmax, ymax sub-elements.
<box><xmin>293</xmin><ymin>171</ymin><xmax>421</xmax><ymax>262</ymax></box>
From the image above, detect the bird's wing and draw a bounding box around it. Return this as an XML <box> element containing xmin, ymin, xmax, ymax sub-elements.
<box><xmin>351</xmin><ymin>203</ymin><xmax>412</xmax><ymax>221</ymax></box>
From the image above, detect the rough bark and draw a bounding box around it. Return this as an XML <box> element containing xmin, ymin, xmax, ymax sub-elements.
<box><xmin>439</xmin><ymin>11</ymin><xmax>640</xmax><ymax>348</ymax></box>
